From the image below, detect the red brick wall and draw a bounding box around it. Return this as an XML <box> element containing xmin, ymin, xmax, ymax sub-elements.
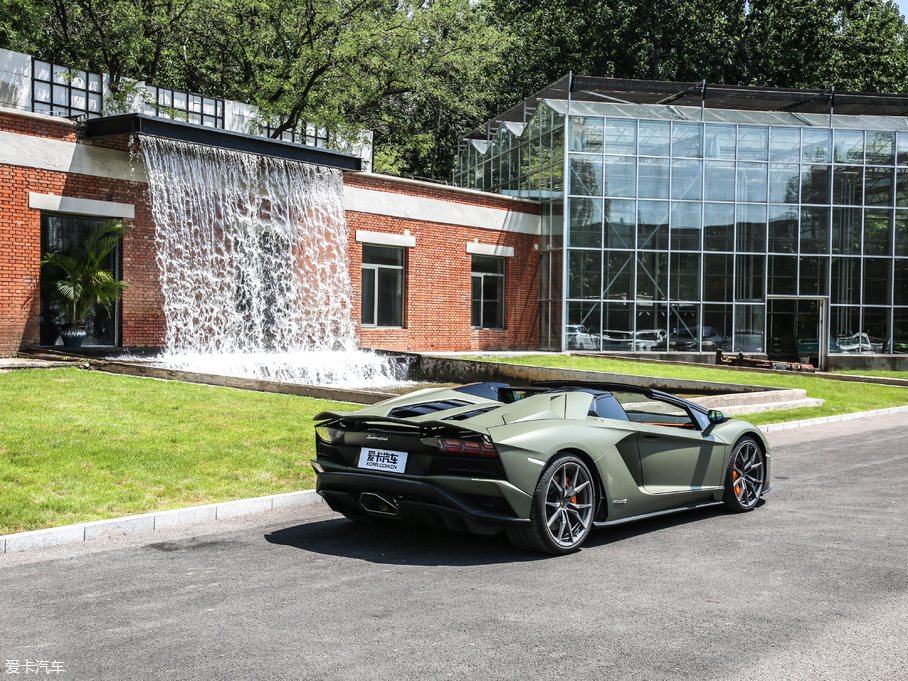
<box><xmin>0</xmin><ymin>111</ymin><xmax>163</xmax><ymax>355</ymax></box>
<box><xmin>346</xmin><ymin>175</ymin><xmax>541</xmax><ymax>352</ymax></box>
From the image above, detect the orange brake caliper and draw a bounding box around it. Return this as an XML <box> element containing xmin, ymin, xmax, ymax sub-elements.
<box><xmin>733</xmin><ymin>470</ymin><xmax>741</xmax><ymax>496</ymax></box>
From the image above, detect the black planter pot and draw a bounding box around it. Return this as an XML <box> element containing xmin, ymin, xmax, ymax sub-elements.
<box><xmin>60</xmin><ymin>324</ymin><xmax>87</xmax><ymax>348</ymax></box>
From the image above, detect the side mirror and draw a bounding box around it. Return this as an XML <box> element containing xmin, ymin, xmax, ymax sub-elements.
<box><xmin>707</xmin><ymin>409</ymin><xmax>727</xmax><ymax>424</ymax></box>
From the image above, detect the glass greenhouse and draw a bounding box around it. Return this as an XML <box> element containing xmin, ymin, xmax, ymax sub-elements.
<box><xmin>455</xmin><ymin>76</ymin><xmax>908</xmax><ymax>362</ymax></box>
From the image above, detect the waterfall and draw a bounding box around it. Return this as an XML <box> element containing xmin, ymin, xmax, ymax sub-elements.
<box><xmin>140</xmin><ymin>137</ymin><xmax>408</xmax><ymax>387</ymax></box>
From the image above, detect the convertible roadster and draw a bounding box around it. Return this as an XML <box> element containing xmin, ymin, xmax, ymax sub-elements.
<box><xmin>312</xmin><ymin>381</ymin><xmax>770</xmax><ymax>555</ymax></box>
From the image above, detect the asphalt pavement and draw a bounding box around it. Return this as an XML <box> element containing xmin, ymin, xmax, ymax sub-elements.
<box><xmin>1</xmin><ymin>414</ymin><xmax>907</xmax><ymax>680</ymax></box>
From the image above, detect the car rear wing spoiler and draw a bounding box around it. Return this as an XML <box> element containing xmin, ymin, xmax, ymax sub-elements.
<box><xmin>313</xmin><ymin>412</ymin><xmax>487</xmax><ymax>439</ymax></box>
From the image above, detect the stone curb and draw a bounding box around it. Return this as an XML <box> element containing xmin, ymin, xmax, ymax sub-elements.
<box><xmin>0</xmin><ymin>489</ymin><xmax>323</xmax><ymax>555</ymax></box>
<box><xmin>758</xmin><ymin>405</ymin><xmax>908</xmax><ymax>433</ymax></box>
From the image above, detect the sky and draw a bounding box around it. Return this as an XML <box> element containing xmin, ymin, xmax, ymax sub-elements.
<box><xmin>896</xmin><ymin>1</ymin><xmax>908</xmax><ymax>18</ymax></box>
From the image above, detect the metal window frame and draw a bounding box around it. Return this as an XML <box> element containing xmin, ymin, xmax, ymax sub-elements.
<box><xmin>31</xmin><ymin>59</ymin><xmax>104</xmax><ymax>119</ymax></box>
<box><xmin>361</xmin><ymin>247</ymin><xmax>405</xmax><ymax>328</ymax></box>
<box><xmin>471</xmin><ymin>257</ymin><xmax>506</xmax><ymax>330</ymax></box>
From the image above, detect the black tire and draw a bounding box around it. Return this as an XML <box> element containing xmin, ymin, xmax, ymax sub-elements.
<box><xmin>507</xmin><ymin>453</ymin><xmax>596</xmax><ymax>555</ymax></box>
<box><xmin>722</xmin><ymin>436</ymin><xmax>766</xmax><ymax>512</ymax></box>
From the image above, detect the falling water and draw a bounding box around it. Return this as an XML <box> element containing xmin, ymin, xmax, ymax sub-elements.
<box><xmin>140</xmin><ymin>137</ymin><xmax>409</xmax><ymax>387</ymax></box>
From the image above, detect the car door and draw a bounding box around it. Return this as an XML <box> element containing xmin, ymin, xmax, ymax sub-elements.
<box><xmin>614</xmin><ymin>392</ymin><xmax>727</xmax><ymax>500</ymax></box>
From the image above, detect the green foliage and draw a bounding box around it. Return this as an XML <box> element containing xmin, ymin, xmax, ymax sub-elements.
<box><xmin>40</xmin><ymin>220</ymin><xmax>130</xmax><ymax>325</ymax></box>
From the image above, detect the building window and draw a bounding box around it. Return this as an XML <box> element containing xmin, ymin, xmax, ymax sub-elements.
<box><xmin>361</xmin><ymin>245</ymin><xmax>404</xmax><ymax>327</ymax></box>
<box><xmin>40</xmin><ymin>214</ymin><xmax>119</xmax><ymax>346</ymax></box>
<box><xmin>471</xmin><ymin>256</ymin><xmax>505</xmax><ymax>329</ymax></box>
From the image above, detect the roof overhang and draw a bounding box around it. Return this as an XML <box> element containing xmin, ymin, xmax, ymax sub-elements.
<box><xmin>466</xmin><ymin>75</ymin><xmax>908</xmax><ymax>140</ymax></box>
<box><xmin>83</xmin><ymin>113</ymin><xmax>362</xmax><ymax>171</ymax></box>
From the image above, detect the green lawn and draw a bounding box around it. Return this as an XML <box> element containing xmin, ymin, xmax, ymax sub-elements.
<box><xmin>829</xmin><ymin>369</ymin><xmax>908</xmax><ymax>380</ymax></box>
<box><xmin>0</xmin><ymin>368</ymin><xmax>352</xmax><ymax>535</ymax></box>
<box><xmin>466</xmin><ymin>355</ymin><xmax>908</xmax><ymax>426</ymax></box>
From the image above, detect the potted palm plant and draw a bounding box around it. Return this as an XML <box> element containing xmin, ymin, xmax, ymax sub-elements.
<box><xmin>40</xmin><ymin>220</ymin><xmax>130</xmax><ymax>347</ymax></box>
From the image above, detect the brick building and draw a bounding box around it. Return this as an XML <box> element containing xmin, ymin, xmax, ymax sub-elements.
<box><xmin>0</xmin><ymin>67</ymin><xmax>541</xmax><ymax>356</ymax></box>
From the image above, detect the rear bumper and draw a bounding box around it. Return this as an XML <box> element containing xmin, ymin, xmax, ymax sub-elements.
<box><xmin>313</xmin><ymin>466</ymin><xmax>529</xmax><ymax>534</ymax></box>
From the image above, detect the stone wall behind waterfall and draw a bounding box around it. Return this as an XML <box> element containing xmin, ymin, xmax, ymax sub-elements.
<box><xmin>0</xmin><ymin>106</ymin><xmax>540</xmax><ymax>354</ymax></box>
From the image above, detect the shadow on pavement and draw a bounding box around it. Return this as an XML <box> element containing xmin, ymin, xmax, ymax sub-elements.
<box><xmin>264</xmin><ymin>503</ymin><xmax>747</xmax><ymax>565</ymax></box>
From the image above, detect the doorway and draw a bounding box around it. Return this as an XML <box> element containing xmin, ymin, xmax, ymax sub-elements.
<box><xmin>766</xmin><ymin>296</ymin><xmax>828</xmax><ymax>370</ymax></box>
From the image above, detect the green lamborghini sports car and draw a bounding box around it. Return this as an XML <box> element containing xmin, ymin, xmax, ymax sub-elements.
<box><xmin>312</xmin><ymin>381</ymin><xmax>770</xmax><ymax>555</ymax></box>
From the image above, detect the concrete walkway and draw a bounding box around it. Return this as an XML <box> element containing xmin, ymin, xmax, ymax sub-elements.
<box><xmin>0</xmin><ymin>357</ymin><xmax>82</xmax><ymax>370</ymax></box>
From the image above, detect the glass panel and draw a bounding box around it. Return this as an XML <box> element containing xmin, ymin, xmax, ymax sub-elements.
<box><xmin>472</xmin><ymin>255</ymin><xmax>504</xmax><ymax>274</ymax></box>
<box><xmin>736</xmin><ymin>204</ymin><xmax>766</xmax><ymax>252</ymax></box>
<box><xmin>800</xmin><ymin>207</ymin><xmax>829</xmax><ymax>254</ymax></box>
<box><xmin>830</xmin><ymin>306</ymin><xmax>861</xmax><ymax>353</ymax></box>
<box><xmin>834</xmin><ymin>130</ymin><xmax>864</xmax><ymax>163</ymax></box>
<box><xmin>670</xmin><ymin>253</ymin><xmax>700</xmax><ymax>301</ymax></box>
<box><xmin>551</xmin><ymin>199</ymin><xmax>564</xmax><ymax>250</ymax></box>
<box><xmin>670</xmin><ymin>202</ymin><xmax>701</xmax><ymax>250</ymax></box>
<box><xmin>738</xmin><ymin>162</ymin><xmax>768</xmax><ymax>202</ymax></box>
<box><xmin>603</xmin><ymin>251</ymin><xmax>634</xmax><ymax>300</ymax></box>
<box><xmin>703</xmin><ymin>254</ymin><xmax>734</xmax><ymax>302</ymax></box>
<box><xmin>899</xmin><ymin>132</ymin><xmax>908</xmax><ymax>166</ymax></box>
<box><xmin>637</xmin><ymin>201</ymin><xmax>669</xmax><ymax>250</ymax></box>
<box><xmin>603</xmin><ymin>156</ymin><xmax>636</xmax><ymax>197</ymax></box>
<box><xmin>638</xmin><ymin>157</ymin><xmax>669</xmax><ymax>199</ymax></box>
<box><xmin>601</xmin><ymin>302</ymin><xmax>634</xmax><ymax>349</ymax></box>
<box><xmin>704</xmin><ymin>161</ymin><xmax>736</xmax><ymax>201</ymax></box>
<box><xmin>702</xmin><ymin>304</ymin><xmax>733</xmax><ymax>350</ymax></box>
<box><xmin>568</xmin><ymin>250</ymin><xmax>602</xmax><ymax>299</ymax></box>
<box><xmin>863</xmin><ymin>259</ymin><xmax>891</xmax><ymax>305</ymax></box>
<box><xmin>802</xmin><ymin>129</ymin><xmax>832</xmax><ymax>163</ymax></box>
<box><xmin>832</xmin><ymin>166</ymin><xmax>863</xmax><ymax>206</ymax></box>
<box><xmin>569</xmin><ymin>117</ymin><xmax>603</xmax><ymax>152</ymax></box>
<box><xmin>768</xmin><ymin>205</ymin><xmax>798</xmax><ymax>253</ymax></box>
<box><xmin>864</xmin><ymin>167</ymin><xmax>894</xmax><ymax>206</ymax></box>
<box><xmin>768</xmin><ymin>255</ymin><xmax>797</xmax><ymax>295</ymax></box>
<box><xmin>605</xmin><ymin>119</ymin><xmax>636</xmax><ymax>155</ymax></box>
<box><xmin>635</xmin><ymin>303</ymin><xmax>668</xmax><ymax>351</ymax></box>
<box><xmin>668</xmin><ymin>303</ymin><xmax>700</xmax><ymax>350</ymax></box>
<box><xmin>552</xmin><ymin>125</ymin><xmax>565</xmax><ymax>165</ymax></box>
<box><xmin>362</xmin><ymin>245</ymin><xmax>403</xmax><ymax>266</ymax></box>
<box><xmin>735</xmin><ymin>305</ymin><xmax>765</xmax><ymax>352</ymax></box>
<box><xmin>672</xmin><ymin>123</ymin><xmax>702</xmax><ymax>158</ymax></box>
<box><xmin>569</xmin><ymin>156</ymin><xmax>603</xmax><ymax>196</ymax></box>
<box><xmin>471</xmin><ymin>276</ymin><xmax>481</xmax><ymax>326</ymax></box>
<box><xmin>737</xmin><ymin>126</ymin><xmax>768</xmax><ymax>161</ymax></box>
<box><xmin>864</xmin><ymin>208</ymin><xmax>893</xmax><ymax>255</ymax></box>
<box><xmin>637</xmin><ymin>252</ymin><xmax>668</xmax><ymax>301</ymax></box>
<box><xmin>605</xmin><ymin>199</ymin><xmax>636</xmax><ymax>249</ymax></box>
<box><xmin>376</xmin><ymin>268</ymin><xmax>402</xmax><ymax>326</ymax></box>
<box><xmin>895</xmin><ymin>308</ymin><xmax>908</xmax><ymax>353</ymax></box>
<box><xmin>770</xmin><ymin>128</ymin><xmax>800</xmax><ymax>162</ymax></box>
<box><xmin>704</xmin><ymin>203</ymin><xmax>735</xmax><ymax>252</ymax></box>
<box><xmin>361</xmin><ymin>268</ymin><xmax>375</xmax><ymax>325</ymax></box>
<box><xmin>897</xmin><ymin>169</ymin><xmax>908</xmax><ymax>207</ymax></box>
<box><xmin>33</xmin><ymin>81</ymin><xmax>50</xmax><ymax>103</ymax></box>
<box><xmin>639</xmin><ymin>121</ymin><xmax>671</xmax><ymax>156</ymax></box>
<box><xmin>801</xmin><ymin>164</ymin><xmax>831</xmax><ymax>204</ymax></box>
<box><xmin>866</xmin><ymin>132</ymin><xmax>895</xmax><ymax>166</ymax></box>
<box><xmin>862</xmin><ymin>308</ymin><xmax>890</xmax><ymax>353</ymax></box>
<box><xmin>894</xmin><ymin>259</ymin><xmax>908</xmax><ymax>304</ymax></box>
<box><xmin>832</xmin><ymin>208</ymin><xmax>862</xmax><ymax>255</ymax></box>
<box><xmin>896</xmin><ymin>210</ymin><xmax>908</xmax><ymax>256</ymax></box>
<box><xmin>704</xmin><ymin>125</ymin><xmax>736</xmax><ymax>159</ymax></box>
<box><xmin>831</xmin><ymin>257</ymin><xmax>860</xmax><ymax>304</ymax></box>
<box><xmin>568</xmin><ymin>198</ymin><xmax>603</xmax><ymax>248</ymax></box>
<box><xmin>671</xmin><ymin>159</ymin><xmax>702</xmax><ymax>200</ymax></box>
<box><xmin>799</xmin><ymin>256</ymin><xmax>828</xmax><ymax>296</ymax></box>
<box><xmin>769</xmin><ymin>163</ymin><xmax>800</xmax><ymax>203</ymax></box>
<box><xmin>52</xmin><ymin>84</ymin><xmax>67</xmax><ymax>106</ymax></box>
<box><xmin>566</xmin><ymin>302</ymin><xmax>601</xmax><ymax>349</ymax></box>
<box><xmin>735</xmin><ymin>255</ymin><xmax>765</xmax><ymax>302</ymax></box>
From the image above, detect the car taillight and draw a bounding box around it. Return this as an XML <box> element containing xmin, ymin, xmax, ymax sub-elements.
<box><xmin>421</xmin><ymin>437</ymin><xmax>498</xmax><ymax>456</ymax></box>
<box><xmin>315</xmin><ymin>426</ymin><xmax>344</xmax><ymax>443</ymax></box>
